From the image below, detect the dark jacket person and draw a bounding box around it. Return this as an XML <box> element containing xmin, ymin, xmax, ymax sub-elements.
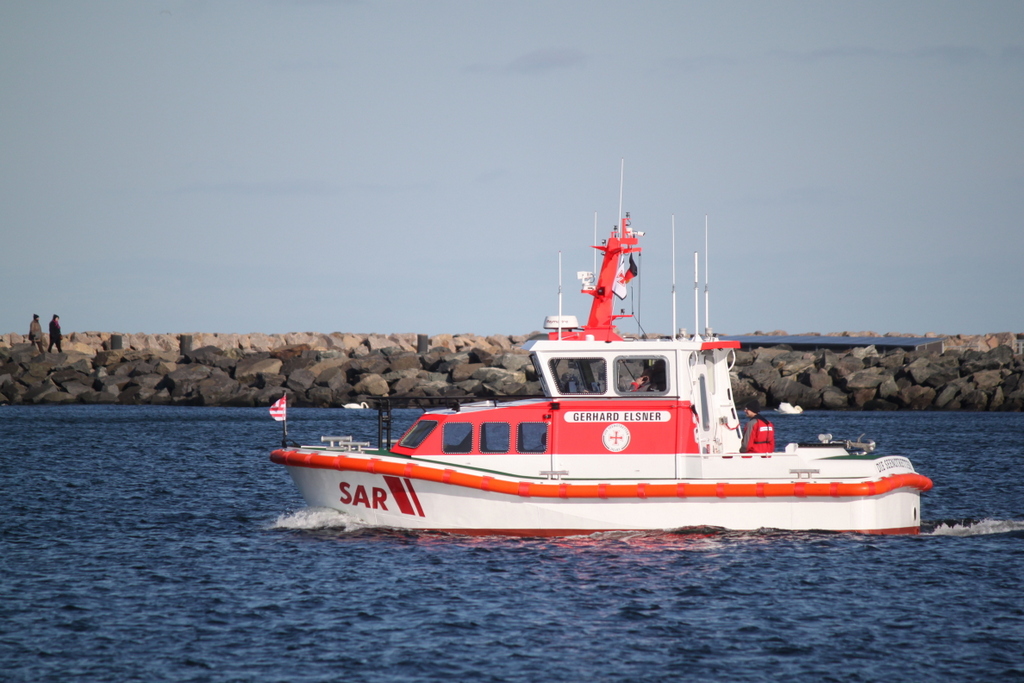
<box><xmin>741</xmin><ymin>401</ymin><xmax>775</xmax><ymax>453</ymax></box>
<box><xmin>47</xmin><ymin>315</ymin><xmax>62</xmax><ymax>353</ymax></box>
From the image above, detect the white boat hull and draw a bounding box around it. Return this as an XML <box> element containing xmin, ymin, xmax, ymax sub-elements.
<box><xmin>276</xmin><ymin>450</ymin><xmax>927</xmax><ymax>536</ymax></box>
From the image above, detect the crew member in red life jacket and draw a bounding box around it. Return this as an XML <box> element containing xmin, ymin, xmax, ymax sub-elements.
<box><xmin>741</xmin><ymin>401</ymin><xmax>775</xmax><ymax>453</ymax></box>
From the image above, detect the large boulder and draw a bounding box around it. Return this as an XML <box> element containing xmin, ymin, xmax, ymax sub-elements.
<box><xmin>388</xmin><ymin>353</ymin><xmax>423</xmax><ymax>373</ymax></box>
<box><xmin>39</xmin><ymin>391</ymin><xmax>76</xmax><ymax>404</ymax></box>
<box><xmin>353</xmin><ymin>373</ymin><xmax>389</xmax><ymax>396</ymax></box>
<box><xmin>286</xmin><ymin>368</ymin><xmax>317</xmax><ymax>393</ymax></box>
<box><xmin>839</xmin><ymin>368</ymin><xmax>888</xmax><ymax>391</ymax></box>
<box><xmin>730</xmin><ymin>377</ymin><xmax>764</xmax><ymax>409</ymax></box>
<box><xmin>896</xmin><ymin>385</ymin><xmax>936</xmax><ymax>410</ymax></box>
<box><xmin>971</xmin><ymin>370</ymin><xmax>1003</xmax><ymax>392</ymax></box>
<box><xmin>877</xmin><ymin>375</ymin><xmax>900</xmax><ymax>400</ymax></box>
<box><xmin>768</xmin><ymin>378</ymin><xmax>821</xmax><ymax>409</ymax></box>
<box><xmin>452</xmin><ymin>362</ymin><xmax>485</xmax><ymax>383</ymax></box>
<box><xmin>878</xmin><ymin>349</ymin><xmax>907</xmax><ymax>370</ymax></box>
<box><xmin>751</xmin><ymin>347</ymin><xmax>790</xmax><ymax>364</ymax></box>
<box><xmin>959</xmin><ymin>389</ymin><xmax>990</xmax><ymax>411</ymax></box>
<box><xmin>165</xmin><ymin>364</ymin><xmax>213</xmax><ymax>387</ymax></box>
<box><xmin>819</xmin><ymin>386</ymin><xmax>849</xmax><ymax>410</ymax></box>
<box><xmin>390</xmin><ymin>376</ymin><xmax>423</xmax><ymax>395</ymax></box>
<box><xmin>849</xmin><ymin>388</ymin><xmax>878</xmax><ymax>408</ymax></box>
<box><xmin>235</xmin><ymin>357</ymin><xmax>283</xmax><ymax>384</ymax></box>
<box><xmin>828</xmin><ymin>354</ymin><xmax>864</xmax><ymax>380</ymax></box>
<box><xmin>351</xmin><ymin>354</ymin><xmax>390</xmax><ymax>377</ymax></box>
<box><xmin>934</xmin><ymin>378</ymin><xmax>970</xmax><ymax>409</ymax></box>
<box><xmin>470</xmin><ymin>367</ymin><xmax>524</xmax><ymax>385</ymax></box>
<box><xmin>196</xmin><ymin>376</ymin><xmax>244</xmax><ymax>406</ymax></box>
<box><xmin>494</xmin><ymin>353</ymin><xmax>532</xmax><ymax>373</ymax></box>
<box><xmin>772</xmin><ymin>351</ymin><xmax>816</xmax><ymax>377</ymax></box>
<box><xmin>962</xmin><ymin>346</ymin><xmax>1014</xmax><ymax>374</ymax></box>
<box><xmin>24</xmin><ymin>380</ymin><xmax>58</xmax><ymax>403</ymax></box>
<box><xmin>365</xmin><ymin>335</ymin><xmax>393</xmax><ymax>352</ymax></box>
<box><xmin>740</xmin><ymin>362</ymin><xmax>781</xmax><ymax>392</ymax></box>
<box><xmin>798</xmin><ymin>368</ymin><xmax>832</xmax><ymax>391</ymax></box>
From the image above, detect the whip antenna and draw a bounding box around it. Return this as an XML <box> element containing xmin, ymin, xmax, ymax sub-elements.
<box><xmin>671</xmin><ymin>215</ymin><xmax>677</xmax><ymax>341</ymax></box>
<box><xmin>704</xmin><ymin>214</ymin><xmax>710</xmax><ymax>336</ymax></box>
<box><xmin>693</xmin><ymin>251</ymin><xmax>699</xmax><ymax>340</ymax></box>
<box><xmin>617</xmin><ymin>158</ymin><xmax>624</xmax><ymax>227</ymax></box>
<box><xmin>557</xmin><ymin>251</ymin><xmax>563</xmax><ymax>340</ymax></box>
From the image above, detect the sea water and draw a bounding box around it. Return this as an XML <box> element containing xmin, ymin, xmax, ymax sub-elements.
<box><xmin>1</xmin><ymin>406</ymin><xmax>1022</xmax><ymax>682</ymax></box>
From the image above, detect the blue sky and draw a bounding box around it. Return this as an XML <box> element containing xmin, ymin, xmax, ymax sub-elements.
<box><xmin>2</xmin><ymin>1</ymin><xmax>1022</xmax><ymax>338</ymax></box>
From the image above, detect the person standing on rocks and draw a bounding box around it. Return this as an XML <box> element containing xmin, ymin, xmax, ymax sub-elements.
<box><xmin>740</xmin><ymin>400</ymin><xmax>775</xmax><ymax>453</ymax></box>
<box><xmin>28</xmin><ymin>314</ymin><xmax>44</xmax><ymax>353</ymax></box>
<box><xmin>47</xmin><ymin>314</ymin><xmax>62</xmax><ymax>353</ymax></box>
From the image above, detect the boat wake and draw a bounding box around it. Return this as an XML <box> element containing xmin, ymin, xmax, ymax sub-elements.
<box><xmin>926</xmin><ymin>518</ymin><xmax>1024</xmax><ymax>537</ymax></box>
<box><xmin>270</xmin><ymin>507</ymin><xmax>360</xmax><ymax>531</ymax></box>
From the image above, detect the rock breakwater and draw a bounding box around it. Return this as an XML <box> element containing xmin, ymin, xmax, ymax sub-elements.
<box><xmin>731</xmin><ymin>343</ymin><xmax>1024</xmax><ymax>411</ymax></box>
<box><xmin>1</xmin><ymin>331</ymin><xmax>1021</xmax><ymax>410</ymax></box>
<box><xmin>0</xmin><ymin>332</ymin><xmax>540</xmax><ymax>407</ymax></box>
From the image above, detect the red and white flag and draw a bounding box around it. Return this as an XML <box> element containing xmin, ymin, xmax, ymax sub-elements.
<box><xmin>612</xmin><ymin>253</ymin><xmax>638</xmax><ymax>300</ymax></box>
<box><xmin>269</xmin><ymin>395</ymin><xmax>287</xmax><ymax>422</ymax></box>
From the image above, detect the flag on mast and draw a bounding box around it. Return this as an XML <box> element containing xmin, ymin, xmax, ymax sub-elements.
<box><xmin>624</xmin><ymin>254</ymin><xmax>638</xmax><ymax>285</ymax></box>
<box><xmin>269</xmin><ymin>395</ymin><xmax>287</xmax><ymax>422</ymax></box>
<box><xmin>612</xmin><ymin>253</ymin><xmax>639</xmax><ymax>299</ymax></box>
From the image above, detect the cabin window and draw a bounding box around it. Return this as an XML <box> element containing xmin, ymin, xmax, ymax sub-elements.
<box><xmin>442</xmin><ymin>423</ymin><xmax>473</xmax><ymax>454</ymax></box>
<box><xmin>480</xmin><ymin>422</ymin><xmax>511</xmax><ymax>453</ymax></box>
<box><xmin>615</xmin><ymin>357</ymin><xmax>668</xmax><ymax>394</ymax></box>
<box><xmin>399</xmin><ymin>420</ymin><xmax>437</xmax><ymax>449</ymax></box>
<box><xmin>517</xmin><ymin>422</ymin><xmax>548</xmax><ymax>453</ymax></box>
<box><xmin>531</xmin><ymin>355</ymin><xmax>549</xmax><ymax>395</ymax></box>
<box><xmin>549</xmin><ymin>358</ymin><xmax>606</xmax><ymax>395</ymax></box>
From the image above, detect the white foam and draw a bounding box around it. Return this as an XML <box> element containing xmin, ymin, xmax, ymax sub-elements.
<box><xmin>270</xmin><ymin>507</ymin><xmax>358</xmax><ymax>530</ymax></box>
<box><xmin>929</xmin><ymin>518</ymin><xmax>1024</xmax><ymax>536</ymax></box>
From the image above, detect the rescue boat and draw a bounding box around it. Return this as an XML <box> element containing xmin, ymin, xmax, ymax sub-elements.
<box><xmin>271</xmin><ymin>215</ymin><xmax>932</xmax><ymax>536</ymax></box>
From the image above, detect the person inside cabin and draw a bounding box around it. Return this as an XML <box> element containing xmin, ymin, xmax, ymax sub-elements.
<box><xmin>629</xmin><ymin>361</ymin><xmax>666</xmax><ymax>392</ymax></box>
<box><xmin>630</xmin><ymin>366</ymin><xmax>654</xmax><ymax>392</ymax></box>
<box><xmin>741</xmin><ymin>401</ymin><xmax>775</xmax><ymax>453</ymax></box>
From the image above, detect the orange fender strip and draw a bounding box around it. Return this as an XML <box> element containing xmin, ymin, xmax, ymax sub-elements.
<box><xmin>270</xmin><ymin>450</ymin><xmax>934</xmax><ymax>500</ymax></box>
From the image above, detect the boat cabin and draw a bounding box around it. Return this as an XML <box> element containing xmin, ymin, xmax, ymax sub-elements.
<box><xmin>390</xmin><ymin>216</ymin><xmax>746</xmax><ymax>475</ymax></box>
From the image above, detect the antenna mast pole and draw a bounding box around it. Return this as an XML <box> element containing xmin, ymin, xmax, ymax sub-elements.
<box><xmin>593</xmin><ymin>211</ymin><xmax>598</xmax><ymax>273</ymax></box>
<box><xmin>704</xmin><ymin>214</ymin><xmax>710</xmax><ymax>336</ymax></box>
<box><xmin>693</xmin><ymin>251</ymin><xmax>699</xmax><ymax>340</ymax></box>
<box><xmin>557</xmin><ymin>251</ymin><xmax>563</xmax><ymax>340</ymax></box>
<box><xmin>671</xmin><ymin>215</ymin><xmax>677</xmax><ymax>341</ymax></box>
<box><xmin>617</xmin><ymin>158</ymin><xmax>624</xmax><ymax>229</ymax></box>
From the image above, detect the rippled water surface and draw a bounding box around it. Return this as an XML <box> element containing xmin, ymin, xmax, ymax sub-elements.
<box><xmin>2</xmin><ymin>406</ymin><xmax>1023</xmax><ymax>682</ymax></box>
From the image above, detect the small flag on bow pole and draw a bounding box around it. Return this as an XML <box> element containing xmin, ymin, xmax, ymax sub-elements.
<box><xmin>269</xmin><ymin>395</ymin><xmax>288</xmax><ymax>448</ymax></box>
<box><xmin>269</xmin><ymin>395</ymin><xmax>287</xmax><ymax>422</ymax></box>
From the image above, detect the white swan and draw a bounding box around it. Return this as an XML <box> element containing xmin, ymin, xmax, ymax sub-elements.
<box><xmin>776</xmin><ymin>402</ymin><xmax>804</xmax><ymax>414</ymax></box>
<box><xmin>342</xmin><ymin>401</ymin><xmax>369</xmax><ymax>409</ymax></box>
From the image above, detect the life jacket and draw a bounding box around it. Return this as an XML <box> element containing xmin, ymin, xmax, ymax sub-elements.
<box><xmin>747</xmin><ymin>416</ymin><xmax>775</xmax><ymax>453</ymax></box>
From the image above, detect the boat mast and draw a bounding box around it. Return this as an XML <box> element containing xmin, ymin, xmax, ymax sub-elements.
<box><xmin>557</xmin><ymin>251</ymin><xmax>563</xmax><ymax>340</ymax></box>
<box><xmin>704</xmin><ymin>214</ymin><xmax>710</xmax><ymax>337</ymax></box>
<box><xmin>617</xmin><ymin>158</ymin><xmax>624</xmax><ymax>229</ymax></box>
<box><xmin>693</xmin><ymin>251</ymin><xmax>699</xmax><ymax>340</ymax></box>
<box><xmin>671</xmin><ymin>215</ymin><xmax>677</xmax><ymax>341</ymax></box>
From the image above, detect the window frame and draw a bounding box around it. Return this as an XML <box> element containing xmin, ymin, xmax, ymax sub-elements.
<box><xmin>613</xmin><ymin>355</ymin><xmax>670</xmax><ymax>396</ymax></box>
<box><xmin>517</xmin><ymin>422</ymin><xmax>549</xmax><ymax>454</ymax></box>
<box><xmin>479</xmin><ymin>421</ymin><xmax>512</xmax><ymax>454</ymax></box>
<box><xmin>398</xmin><ymin>420</ymin><xmax>437</xmax><ymax>449</ymax></box>
<box><xmin>548</xmin><ymin>357</ymin><xmax>607</xmax><ymax>395</ymax></box>
<box><xmin>442</xmin><ymin>422</ymin><xmax>474</xmax><ymax>454</ymax></box>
